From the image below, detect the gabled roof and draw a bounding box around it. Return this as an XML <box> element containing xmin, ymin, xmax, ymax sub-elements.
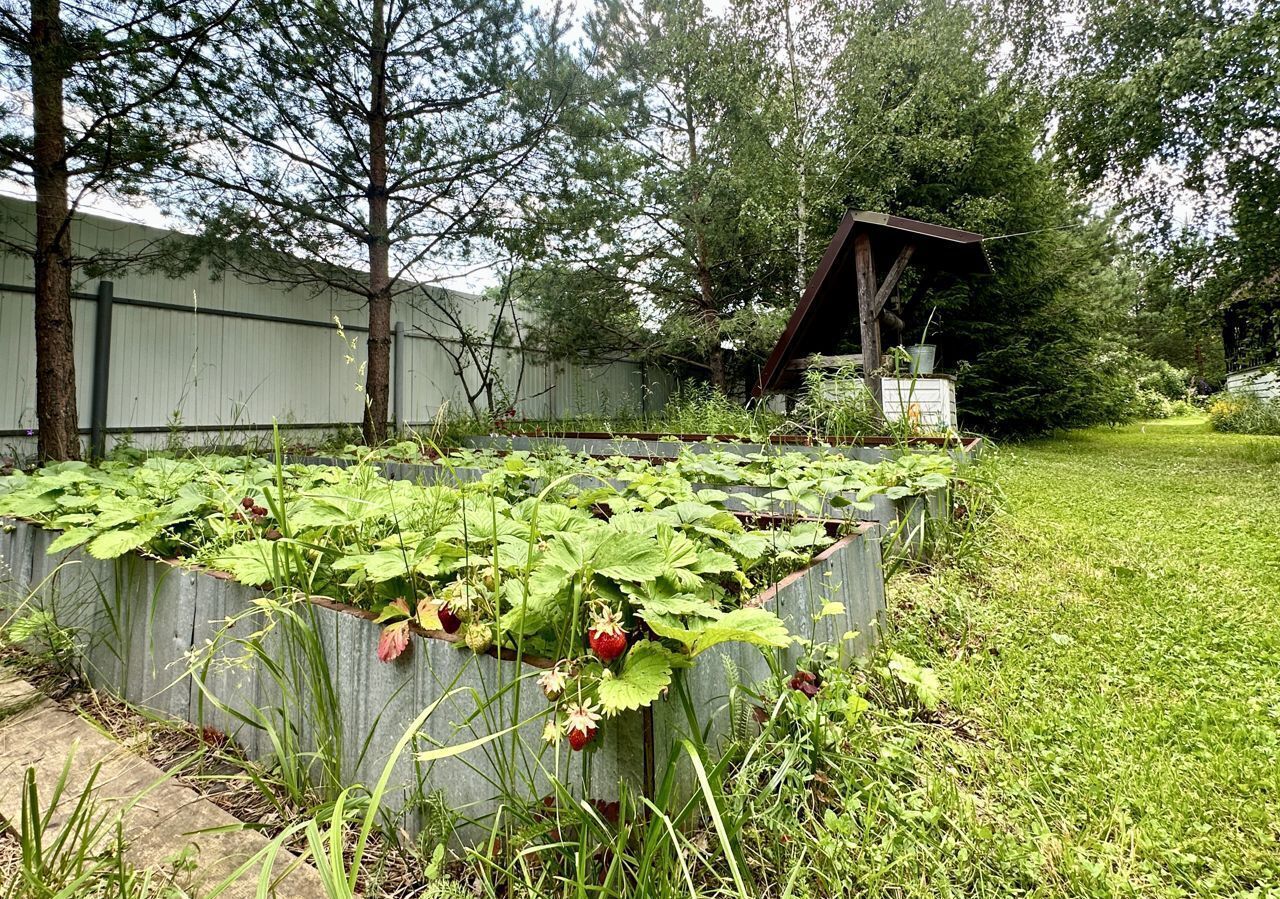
<box><xmin>755</xmin><ymin>211</ymin><xmax>990</xmax><ymax>394</ymax></box>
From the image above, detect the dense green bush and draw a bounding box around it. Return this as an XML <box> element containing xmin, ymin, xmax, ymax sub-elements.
<box><xmin>1208</xmin><ymin>392</ymin><xmax>1280</xmax><ymax>435</ymax></box>
<box><xmin>1083</xmin><ymin>350</ymin><xmax>1194</xmax><ymax>426</ymax></box>
<box><xmin>1134</xmin><ymin>356</ymin><xmax>1192</xmax><ymax>401</ymax></box>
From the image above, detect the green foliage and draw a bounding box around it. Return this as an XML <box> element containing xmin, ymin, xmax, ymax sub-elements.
<box><xmin>516</xmin><ymin>0</ymin><xmax>1183</xmax><ymax>436</ymax></box>
<box><xmin>516</xmin><ymin>0</ymin><xmax>802</xmax><ymax>387</ymax></box>
<box><xmin>0</xmin><ymin>449</ymin><xmax>847</xmax><ymax>718</ymax></box>
<box><xmin>1</xmin><ymin>609</ymin><xmax>79</xmax><ymax>666</ymax></box>
<box><xmin>1133</xmin><ymin>355</ymin><xmax>1191</xmax><ymax>402</ymax></box>
<box><xmin>652</xmin><ymin>383</ymin><xmax>784</xmax><ymax>438</ymax></box>
<box><xmin>5</xmin><ymin>754</ymin><xmax>188</xmax><ymax>898</ymax></box>
<box><xmin>1208</xmin><ymin>392</ymin><xmax>1280</xmax><ymax>436</ymax></box>
<box><xmin>595</xmin><ymin>641</ymin><xmax>677</xmax><ymax>713</ymax></box>
<box><xmin>1056</xmin><ymin>0</ymin><xmax>1280</xmax><ymax>297</ymax></box>
<box><xmin>889</xmin><ymin>418</ymin><xmax>1280</xmax><ymax>893</ymax></box>
<box><xmin>793</xmin><ymin>365</ymin><xmax>881</xmax><ymax>438</ymax></box>
<box><xmin>0</xmin><ymin>1</ymin><xmax>222</xmax><ymax>244</ymax></box>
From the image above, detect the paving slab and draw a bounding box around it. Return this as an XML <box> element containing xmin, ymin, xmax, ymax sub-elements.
<box><xmin>0</xmin><ymin>673</ymin><xmax>325</xmax><ymax>898</ymax></box>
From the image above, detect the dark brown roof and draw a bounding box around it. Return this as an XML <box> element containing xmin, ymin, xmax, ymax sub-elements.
<box><xmin>755</xmin><ymin>211</ymin><xmax>990</xmax><ymax>395</ymax></box>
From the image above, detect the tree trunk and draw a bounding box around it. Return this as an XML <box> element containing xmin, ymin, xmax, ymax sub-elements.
<box><xmin>361</xmin><ymin>0</ymin><xmax>392</xmax><ymax>446</ymax></box>
<box><xmin>782</xmin><ymin>0</ymin><xmax>807</xmax><ymax>293</ymax></box>
<box><xmin>706</xmin><ymin>337</ymin><xmax>727</xmax><ymax>391</ymax></box>
<box><xmin>682</xmin><ymin>88</ymin><xmax>726</xmax><ymax>393</ymax></box>
<box><xmin>700</xmin><ymin>296</ymin><xmax>726</xmax><ymax>392</ymax></box>
<box><xmin>30</xmin><ymin>0</ymin><xmax>80</xmax><ymax>462</ymax></box>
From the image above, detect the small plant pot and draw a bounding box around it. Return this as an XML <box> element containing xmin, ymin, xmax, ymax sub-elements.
<box><xmin>906</xmin><ymin>344</ymin><xmax>936</xmax><ymax>375</ymax></box>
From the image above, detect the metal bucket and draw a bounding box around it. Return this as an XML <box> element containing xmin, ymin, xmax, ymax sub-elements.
<box><xmin>906</xmin><ymin>344</ymin><xmax>936</xmax><ymax>374</ymax></box>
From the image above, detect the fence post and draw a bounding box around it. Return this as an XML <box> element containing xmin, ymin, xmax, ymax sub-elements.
<box><xmin>89</xmin><ymin>280</ymin><xmax>114</xmax><ymax>460</ymax></box>
<box><xmin>393</xmin><ymin>320</ymin><xmax>406</xmax><ymax>433</ymax></box>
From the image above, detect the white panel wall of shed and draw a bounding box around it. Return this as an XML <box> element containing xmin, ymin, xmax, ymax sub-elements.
<box><xmin>0</xmin><ymin>197</ymin><xmax>668</xmax><ymax>453</ymax></box>
<box><xmin>1226</xmin><ymin>366</ymin><xmax>1280</xmax><ymax>401</ymax></box>
<box><xmin>881</xmin><ymin>376</ymin><xmax>957</xmax><ymax>430</ymax></box>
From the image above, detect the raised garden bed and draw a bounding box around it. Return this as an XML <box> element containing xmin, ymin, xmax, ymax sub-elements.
<box><xmin>291</xmin><ymin>453</ymin><xmax>950</xmax><ymax>561</ymax></box>
<box><xmin>459</xmin><ymin>432</ymin><xmax>983</xmax><ymax>463</ymax></box>
<box><xmin>0</xmin><ymin>515</ymin><xmax>884</xmax><ymax>842</ymax></box>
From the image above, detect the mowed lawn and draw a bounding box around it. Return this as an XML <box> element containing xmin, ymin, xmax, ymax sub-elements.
<box><xmin>897</xmin><ymin>418</ymin><xmax>1280</xmax><ymax>896</ymax></box>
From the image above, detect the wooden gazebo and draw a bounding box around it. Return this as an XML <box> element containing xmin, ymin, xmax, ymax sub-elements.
<box><xmin>754</xmin><ymin>211</ymin><xmax>990</xmax><ymax>405</ymax></box>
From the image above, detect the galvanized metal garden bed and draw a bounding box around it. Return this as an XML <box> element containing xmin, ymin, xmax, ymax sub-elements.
<box><xmin>0</xmin><ymin>515</ymin><xmax>884</xmax><ymax>842</ymax></box>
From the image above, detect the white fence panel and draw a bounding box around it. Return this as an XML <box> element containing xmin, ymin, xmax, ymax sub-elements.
<box><xmin>0</xmin><ymin>197</ymin><xmax>672</xmax><ymax>452</ymax></box>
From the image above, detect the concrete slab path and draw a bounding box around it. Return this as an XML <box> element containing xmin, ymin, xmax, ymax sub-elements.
<box><xmin>0</xmin><ymin>673</ymin><xmax>325</xmax><ymax>897</ymax></box>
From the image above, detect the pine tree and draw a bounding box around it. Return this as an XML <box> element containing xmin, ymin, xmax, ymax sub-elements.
<box><xmin>518</xmin><ymin>0</ymin><xmax>792</xmax><ymax>393</ymax></box>
<box><xmin>0</xmin><ymin>0</ymin><xmax>233</xmax><ymax>460</ymax></box>
<box><xmin>177</xmin><ymin>0</ymin><xmax>570</xmax><ymax>444</ymax></box>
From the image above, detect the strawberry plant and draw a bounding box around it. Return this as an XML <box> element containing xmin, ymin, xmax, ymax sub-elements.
<box><xmin>0</xmin><ymin>451</ymin><xmax>838</xmax><ymax>726</ymax></box>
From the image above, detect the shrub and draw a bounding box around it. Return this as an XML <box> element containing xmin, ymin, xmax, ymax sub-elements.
<box><xmin>1089</xmin><ymin>351</ymin><xmax>1194</xmax><ymax>425</ymax></box>
<box><xmin>1134</xmin><ymin>357</ymin><xmax>1191</xmax><ymax>401</ymax></box>
<box><xmin>656</xmin><ymin>382</ymin><xmax>783</xmax><ymax>436</ymax></box>
<box><xmin>792</xmin><ymin>365</ymin><xmax>881</xmax><ymax>437</ymax></box>
<box><xmin>1134</xmin><ymin>387</ymin><xmax>1176</xmax><ymax>420</ymax></box>
<box><xmin>1208</xmin><ymin>393</ymin><xmax>1280</xmax><ymax>435</ymax></box>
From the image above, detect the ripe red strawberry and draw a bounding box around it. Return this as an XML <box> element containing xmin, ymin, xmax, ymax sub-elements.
<box><xmin>438</xmin><ymin>604</ymin><xmax>462</xmax><ymax>634</ymax></box>
<box><xmin>565</xmin><ymin>703</ymin><xmax>602</xmax><ymax>751</ymax></box>
<box><xmin>241</xmin><ymin>496</ymin><xmax>255</xmax><ymax>510</ymax></box>
<box><xmin>588</xmin><ymin>608</ymin><xmax>627</xmax><ymax>663</ymax></box>
<box><xmin>568</xmin><ymin>725</ymin><xmax>596</xmax><ymax>751</ymax></box>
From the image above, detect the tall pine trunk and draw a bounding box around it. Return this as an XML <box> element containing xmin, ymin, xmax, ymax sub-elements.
<box><xmin>782</xmin><ymin>0</ymin><xmax>807</xmax><ymax>293</ymax></box>
<box><xmin>31</xmin><ymin>0</ymin><xmax>80</xmax><ymax>462</ymax></box>
<box><xmin>362</xmin><ymin>0</ymin><xmax>392</xmax><ymax>445</ymax></box>
<box><xmin>683</xmin><ymin>89</ymin><xmax>727</xmax><ymax>393</ymax></box>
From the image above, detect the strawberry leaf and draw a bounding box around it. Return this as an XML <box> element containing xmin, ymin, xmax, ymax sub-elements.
<box><xmin>647</xmin><ymin>608</ymin><xmax>791</xmax><ymax>657</ymax></box>
<box><xmin>597</xmin><ymin>642</ymin><xmax>676</xmax><ymax>714</ymax></box>
<box><xmin>591</xmin><ymin>532</ymin><xmax>666</xmax><ymax>582</ymax></box>
<box><xmin>87</xmin><ymin>525</ymin><xmax>160</xmax><ymax>560</ymax></box>
<box><xmin>47</xmin><ymin>527</ymin><xmax>95</xmax><ymax>554</ymax></box>
<box><xmin>377</xmin><ymin>620</ymin><xmax>411</xmax><ymax>663</ymax></box>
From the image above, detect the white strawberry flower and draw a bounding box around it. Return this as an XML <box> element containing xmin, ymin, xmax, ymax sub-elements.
<box><xmin>563</xmin><ymin>701</ymin><xmax>602</xmax><ymax>736</ymax></box>
<box><xmin>538</xmin><ymin>666</ymin><xmax>568</xmax><ymax>699</ymax></box>
<box><xmin>590</xmin><ymin>606</ymin><xmax>625</xmax><ymax>637</ymax></box>
<box><xmin>542</xmin><ymin>718</ymin><xmax>563</xmax><ymax>745</ymax></box>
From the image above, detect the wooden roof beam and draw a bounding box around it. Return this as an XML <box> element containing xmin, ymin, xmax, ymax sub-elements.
<box><xmin>871</xmin><ymin>242</ymin><xmax>915</xmax><ymax>317</ymax></box>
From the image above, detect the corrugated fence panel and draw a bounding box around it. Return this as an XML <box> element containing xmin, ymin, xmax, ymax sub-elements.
<box><xmin>1</xmin><ymin>197</ymin><xmax>672</xmax><ymax>447</ymax></box>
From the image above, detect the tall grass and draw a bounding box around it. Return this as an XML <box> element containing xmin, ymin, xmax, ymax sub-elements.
<box><xmin>1208</xmin><ymin>391</ymin><xmax>1280</xmax><ymax>435</ymax></box>
<box><xmin>2</xmin><ymin>753</ymin><xmax>190</xmax><ymax>899</ymax></box>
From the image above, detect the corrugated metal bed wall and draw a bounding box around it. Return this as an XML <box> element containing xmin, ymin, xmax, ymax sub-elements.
<box><xmin>0</xmin><ymin>198</ymin><xmax>672</xmax><ymax>453</ymax></box>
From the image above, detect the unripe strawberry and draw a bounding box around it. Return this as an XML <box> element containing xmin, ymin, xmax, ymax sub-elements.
<box><xmin>537</xmin><ymin>666</ymin><xmax>568</xmax><ymax>700</ymax></box>
<box><xmin>464</xmin><ymin>623</ymin><xmax>493</xmax><ymax>653</ymax></box>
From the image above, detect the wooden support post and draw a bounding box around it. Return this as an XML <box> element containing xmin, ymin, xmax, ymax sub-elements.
<box><xmin>872</xmin><ymin>242</ymin><xmax>915</xmax><ymax>316</ymax></box>
<box><xmin>854</xmin><ymin>232</ymin><xmax>882</xmax><ymax>413</ymax></box>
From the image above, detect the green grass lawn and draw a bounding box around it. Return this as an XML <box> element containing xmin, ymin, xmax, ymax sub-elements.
<box><xmin>893</xmin><ymin>417</ymin><xmax>1280</xmax><ymax>896</ymax></box>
